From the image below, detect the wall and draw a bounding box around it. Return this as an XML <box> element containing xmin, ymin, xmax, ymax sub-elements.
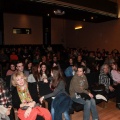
<box><xmin>4</xmin><ymin>13</ymin><xmax>43</xmax><ymax>45</ymax></box>
<box><xmin>65</xmin><ymin>19</ymin><xmax>120</xmax><ymax>51</ymax></box>
<box><xmin>3</xmin><ymin>13</ymin><xmax>120</xmax><ymax>51</ymax></box>
<box><xmin>51</xmin><ymin>18</ymin><xmax>66</xmax><ymax>46</ymax></box>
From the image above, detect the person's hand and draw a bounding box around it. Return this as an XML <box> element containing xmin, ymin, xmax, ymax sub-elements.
<box><xmin>109</xmin><ymin>86</ymin><xmax>115</xmax><ymax>92</ymax></box>
<box><xmin>5</xmin><ymin>105</ymin><xmax>12</xmax><ymax>115</ymax></box>
<box><xmin>6</xmin><ymin>108</ymin><xmax>11</xmax><ymax>116</ymax></box>
<box><xmin>39</xmin><ymin>96</ymin><xmax>44</xmax><ymax>103</ymax></box>
<box><xmin>24</xmin><ymin>107</ymin><xmax>32</xmax><ymax>118</ymax></box>
<box><xmin>43</xmin><ymin>78</ymin><xmax>48</xmax><ymax>83</ymax></box>
<box><xmin>88</xmin><ymin>93</ymin><xmax>93</xmax><ymax>98</ymax></box>
<box><xmin>28</xmin><ymin>101</ymin><xmax>36</xmax><ymax>108</ymax></box>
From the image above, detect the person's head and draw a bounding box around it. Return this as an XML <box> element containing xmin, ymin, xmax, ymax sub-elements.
<box><xmin>69</xmin><ymin>58</ymin><xmax>73</xmax><ymax>65</ymax></box>
<box><xmin>111</xmin><ymin>62</ymin><xmax>120</xmax><ymax>71</ymax></box>
<box><xmin>72</xmin><ymin>63</ymin><xmax>78</xmax><ymax>71</ymax></box>
<box><xmin>97</xmin><ymin>53</ymin><xmax>102</xmax><ymax>58</ymax></box>
<box><xmin>100</xmin><ymin>64</ymin><xmax>110</xmax><ymax>74</ymax></box>
<box><xmin>27</xmin><ymin>60</ymin><xmax>32</xmax><ymax>69</ymax></box>
<box><xmin>40</xmin><ymin>62</ymin><xmax>47</xmax><ymax>72</ymax></box>
<box><xmin>89</xmin><ymin>52</ymin><xmax>94</xmax><ymax>57</ymax></box>
<box><xmin>11</xmin><ymin>51</ymin><xmax>15</xmax><ymax>55</ymax></box>
<box><xmin>12</xmin><ymin>71</ymin><xmax>27</xmax><ymax>87</ymax></box>
<box><xmin>16</xmin><ymin>61</ymin><xmax>24</xmax><ymax>72</ymax></box>
<box><xmin>53</xmin><ymin>56</ymin><xmax>57</xmax><ymax>62</ymax></box>
<box><xmin>42</xmin><ymin>55</ymin><xmax>46</xmax><ymax>62</ymax></box>
<box><xmin>0</xmin><ymin>78</ymin><xmax>5</xmax><ymax>90</ymax></box>
<box><xmin>51</xmin><ymin>66</ymin><xmax>63</xmax><ymax>88</ymax></box>
<box><xmin>77</xmin><ymin>65</ymin><xmax>86</xmax><ymax>76</ymax></box>
<box><xmin>9</xmin><ymin>62</ymin><xmax>16</xmax><ymax>71</ymax></box>
<box><xmin>77</xmin><ymin>55</ymin><xmax>82</xmax><ymax>62</ymax></box>
<box><xmin>32</xmin><ymin>64</ymin><xmax>40</xmax><ymax>81</ymax></box>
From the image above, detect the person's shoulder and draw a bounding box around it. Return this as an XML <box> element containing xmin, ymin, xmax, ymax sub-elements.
<box><xmin>71</xmin><ymin>74</ymin><xmax>78</xmax><ymax>79</ymax></box>
<box><xmin>28</xmin><ymin>74</ymin><xmax>33</xmax><ymax>77</ymax></box>
<box><xmin>111</xmin><ymin>70</ymin><xmax>116</xmax><ymax>73</ymax></box>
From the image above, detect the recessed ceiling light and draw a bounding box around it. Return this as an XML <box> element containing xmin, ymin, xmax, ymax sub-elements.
<box><xmin>91</xmin><ymin>16</ymin><xmax>94</xmax><ymax>19</ymax></box>
<box><xmin>47</xmin><ymin>14</ymin><xmax>50</xmax><ymax>16</ymax></box>
<box><xmin>83</xmin><ymin>19</ymin><xmax>85</xmax><ymax>21</ymax></box>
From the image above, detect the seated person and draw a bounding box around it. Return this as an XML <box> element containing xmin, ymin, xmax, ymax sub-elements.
<box><xmin>81</xmin><ymin>60</ymin><xmax>90</xmax><ymax>74</ymax></box>
<box><xmin>0</xmin><ymin>78</ymin><xmax>12</xmax><ymax>120</ymax></box>
<box><xmin>64</xmin><ymin>63</ymin><xmax>78</xmax><ymax>77</ymax></box>
<box><xmin>99</xmin><ymin>64</ymin><xmax>116</xmax><ymax>98</ymax></box>
<box><xmin>11</xmin><ymin>71</ymin><xmax>52</xmax><ymax>120</ymax></box>
<box><xmin>40</xmin><ymin>66</ymin><xmax>72</xmax><ymax>120</ymax></box>
<box><xmin>6</xmin><ymin>62</ymin><xmax>16</xmax><ymax>76</ymax></box>
<box><xmin>10</xmin><ymin>51</ymin><xmax>18</xmax><ymax>62</ymax></box>
<box><xmin>69</xmin><ymin>65</ymin><xmax>99</xmax><ymax>120</ymax></box>
<box><xmin>28</xmin><ymin>64</ymin><xmax>52</xmax><ymax>111</ymax></box>
<box><xmin>111</xmin><ymin>62</ymin><xmax>120</xmax><ymax>109</ymax></box>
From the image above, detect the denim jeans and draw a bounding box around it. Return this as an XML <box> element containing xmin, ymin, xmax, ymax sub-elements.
<box><xmin>72</xmin><ymin>97</ymin><xmax>98</xmax><ymax>120</ymax></box>
<box><xmin>51</xmin><ymin>99</ymin><xmax>71</xmax><ymax>120</ymax></box>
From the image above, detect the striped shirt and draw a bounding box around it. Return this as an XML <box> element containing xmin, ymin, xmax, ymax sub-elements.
<box><xmin>99</xmin><ymin>73</ymin><xmax>111</xmax><ymax>91</ymax></box>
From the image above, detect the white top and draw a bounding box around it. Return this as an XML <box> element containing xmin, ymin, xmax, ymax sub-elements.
<box><xmin>28</xmin><ymin>74</ymin><xmax>36</xmax><ymax>83</ymax></box>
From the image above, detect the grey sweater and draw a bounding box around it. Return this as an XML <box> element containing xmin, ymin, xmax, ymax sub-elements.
<box><xmin>44</xmin><ymin>80</ymin><xmax>67</xmax><ymax>99</ymax></box>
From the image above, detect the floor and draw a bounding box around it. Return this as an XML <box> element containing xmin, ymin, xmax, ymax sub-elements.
<box><xmin>71</xmin><ymin>101</ymin><xmax>120</xmax><ymax>120</ymax></box>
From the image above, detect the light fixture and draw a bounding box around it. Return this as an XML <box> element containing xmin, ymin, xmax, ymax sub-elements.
<box><xmin>91</xmin><ymin>16</ymin><xmax>94</xmax><ymax>19</ymax></box>
<box><xmin>83</xmin><ymin>19</ymin><xmax>85</xmax><ymax>22</ymax></box>
<box><xmin>75</xmin><ymin>26</ymin><xmax>83</xmax><ymax>30</ymax></box>
<box><xmin>47</xmin><ymin>13</ymin><xmax>50</xmax><ymax>16</ymax></box>
<box><xmin>54</xmin><ymin>9</ymin><xmax>65</xmax><ymax>15</ymax></box>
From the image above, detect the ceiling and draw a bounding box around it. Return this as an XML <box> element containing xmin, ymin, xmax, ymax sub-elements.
<box><xmin>1</xmin><ymin>0</ymin><xmax>119</xmax><ymax>23</ymax></box>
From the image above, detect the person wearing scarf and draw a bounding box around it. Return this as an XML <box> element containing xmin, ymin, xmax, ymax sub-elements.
<box><xmin>11</xmin><ymin>71</ymin><xmax>52</xmax><ymax>120</ymax></box>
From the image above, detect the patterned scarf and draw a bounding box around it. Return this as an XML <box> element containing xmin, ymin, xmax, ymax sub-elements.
<box><xmin>17</xmin><ymin>85</ymin><xmax>33</xmax><ymax>103</ymax></box>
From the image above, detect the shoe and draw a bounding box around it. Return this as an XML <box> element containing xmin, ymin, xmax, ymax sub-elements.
<box><xmin>95</xmin><ymin>94</ymin><xmax>107</xmax><ymax>101</ymax></box>
<box><xmin>116</xmin><ymin>103</ymin><xmax>120</xmax><ymax>110</ymax></box>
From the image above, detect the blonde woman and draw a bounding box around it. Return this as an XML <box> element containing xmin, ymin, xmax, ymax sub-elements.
<box><xmin>11</xmin><ymin>71</ymin><xmax>52</xmax><ymax>120</ymax></box>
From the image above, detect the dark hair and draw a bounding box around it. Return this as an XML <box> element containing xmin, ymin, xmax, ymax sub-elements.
<box><xmin>40</xmin><ymin>62</ymin><xmax>49</xmax><ymax>76</ymax></box>
<box><xmin>16</xmin><ymin>60</ymin><xmax>24</xmax><ymax>66</ymax></box>
<box><xmin>112</xmin><ymin>62</ymin><xmax>120</xmax><ymax>72</ymax></box>
<box><xmin>72</xmin><ymin>62</ymin><xmax>78</xmax><ymax>68</ymax></box>
<box><xmin>32</xmin><ymin>64</ymin><xmax>40</xmax><ymax>82</ymax></box>
<box><xmin>77</xmin><ymin>65</ymin><xmax>86</xmax><ymax>72</ymax></box>
<box><xmin>51</xmin><ymin>66</ymin><xmax>64</xmax><ymax>88</ymax></box>
<box><xmin>0</xmin><ymin>78</ymin><xmax>6</xmax><ymax>91</ymax></box>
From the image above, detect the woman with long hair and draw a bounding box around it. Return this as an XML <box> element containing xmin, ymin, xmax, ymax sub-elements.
<box><xmin>40</xmin><ymin>66</ymin><xmax>72</xmax><ymax>120</ymax></box>
<box><xmin>28</xmin><ymin>64</ymin><xmax>52</xmax><ymax>110</ymax></box>
<box><xmin>111</xmin><ymin>62</ymin><xmax>120</xmax><ymax>109</ymax></box>
<box><xmin>40</xmin><ymin>62</ymin><xmax>50</xmax><ymax>82</ymax></box>
<box><xmin>11</xmin><ymin>71</ymin><xmax>52</xmax><ymax>120</ymax></box>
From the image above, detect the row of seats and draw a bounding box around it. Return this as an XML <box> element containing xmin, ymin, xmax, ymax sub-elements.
<box><xmin>65</xmin><ymin>71</ymin><xmax>116</xmax><ymax>114</ymax></box>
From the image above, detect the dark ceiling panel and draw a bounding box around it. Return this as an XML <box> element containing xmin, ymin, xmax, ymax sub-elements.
<box><xmin>0</xmin><ymin>0</ymin><xmax>118</xmax><ymax>23</ymax></box>
<box><xmin>56</xmin><ymin>0</ymin><xmax>118</xmax><ymax>14</ymax></box>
